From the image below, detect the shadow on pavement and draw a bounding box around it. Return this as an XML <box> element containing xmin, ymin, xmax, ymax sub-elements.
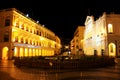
<box><xmin>0</xmin><ymin>71</ymin><xmax>15</xmax><ymax>80</ymax></box>
<box><xmin>60</xmin><ymin>76</ymin><xmax>120</xmax><ymax>80</ymax></box>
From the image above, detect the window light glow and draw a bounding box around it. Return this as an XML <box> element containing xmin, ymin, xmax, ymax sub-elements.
<box><xmin>109</xmin><ymin>43</ymin><xmax>116</xmax><ymax>57</ymax></box>
<box><xmin>108</xmin><ymin>23</ymin><xmax>113</xmax><ymax>33</ymax></box>
<box><xmin>2</xmin><ymin>47</ymin><xmax>8</xmax><ymax>60</ymax></box>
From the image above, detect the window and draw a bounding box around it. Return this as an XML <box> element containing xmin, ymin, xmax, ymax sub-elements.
<box><xmin>40</xmin><ymin>32</ymin><xmax>41</xmax><ymax>36</ymax></box>
<box><xmin>30</xmin><ymin>40</ymin><xmax>32</xmax><ymax>44</ymax></box>
<box><xmin>26</xmin><ymin>27</ymin><xmax>28</xmax><ymax>31</ymax></box>
<box><xmin>4</xmin><ymin>31</ymin><xmax>9</xmax><ymax>42</ymax></box>
<box><xmin>15</xmin><ymin>36</ymin><xmax>18</xmax><ymax>42</ymax></box>
<box><xmin>21</xmin><ymin>37</ymin><xmax>23</xmax><ymax>43</ymax></box>
<box><xmin>16</xmin><ymin>22</ymin><xmax>19</xmax><ymax>28</ymax></box>
<box><xmin>39</xmin><ymin>42</ymin><xmax>41</xmax><ymax>46</ymax></box>
<box><xmin>21</xmin><ymin>24</ymin><xmax>24</xmax><ymax>30</ymax></box>
<box><xmin>25</xmin><ymin>39</ymin><xmax>28</xmax><ymax>44</ymax></box>
<box><xmin>30</xmin><ymin>29</ymin><xmax>32</xmax><ymax>33</ymax></box>
<box><xmin>5</xmin><ymin>16</ymin><xmax>10</xmax><ymax>26</ymax></box>
<box><xmin>37</xmin><ymin>30</ymin><xmax>39</xmax><ymax>35</ymax></box>
<box><xmin>108</xmin><ymin>23</ymin><xmax>113</xmax><ymax>33</ymax></box>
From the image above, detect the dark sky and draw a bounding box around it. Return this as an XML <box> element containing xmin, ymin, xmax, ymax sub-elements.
<box><xmin>0</xmin><ymin>0</ymin><xmax>119</xmax><ymax>44</ymax></box>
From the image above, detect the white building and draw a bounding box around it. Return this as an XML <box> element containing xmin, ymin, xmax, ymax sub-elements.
<box><xmin>84</xmin><ymin>12</ymin><xmax>120</xmax><ymax>57</ymax></box>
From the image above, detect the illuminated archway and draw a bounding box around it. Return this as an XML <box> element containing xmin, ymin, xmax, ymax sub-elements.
<box><xmin>108</xmin><ymin>43</ymin><xmax>116</xmax><ymax>57</ymax></box>
<box><xmin>2</xmin><ymin>47</ymin><xmax>9</xmax><ymax>60</ymax></box>
<box><xmin>20</xmin><ymin>48</ymin><xmax>24</xmax><ymax>57</ymax></box>
<box><xmin>24</xmin><ymin>48</ymin><xmax>28</xmax><ymax>57</ymax></box>
<box><xmin>14</xmin><ymin>47</ymin><xmax>18</xmax><ymax>57</ymax></box>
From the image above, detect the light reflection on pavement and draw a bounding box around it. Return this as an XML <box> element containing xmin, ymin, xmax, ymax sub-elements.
<box><xmin>0</xmin><ymin>60</ymin><xmax>120</xmax><ymax>80</ymax></box>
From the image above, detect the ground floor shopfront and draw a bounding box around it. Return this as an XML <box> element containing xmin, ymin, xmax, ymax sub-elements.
<box><xmin>0</xmin><ymin>43</ymin><xmax>55</xmax><ymax>60</ymax></box>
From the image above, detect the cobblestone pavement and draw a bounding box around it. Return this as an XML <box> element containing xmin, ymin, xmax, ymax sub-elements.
<box><xmin>0</xmin><ymin>60</ymin><xmax>120</xmax><ymax>80</ymax></box>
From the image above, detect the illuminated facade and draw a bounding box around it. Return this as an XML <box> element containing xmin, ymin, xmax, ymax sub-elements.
<box><xmin>0</xmin><ymin>8</ymin><xmax>61</xmax><ymax>59</ymax></box>
<box><xmin>70</xmin><ymin>26</ymin><xmax>85</xmax><ymax>55</ymax></box>
<box><xmin>84</xmin><ymin>12</ymin><xmax>120</xmax><ymax>57</ymax></box>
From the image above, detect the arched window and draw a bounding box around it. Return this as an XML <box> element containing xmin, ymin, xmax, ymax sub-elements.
<box><xmin>15</xmin><ymin>36</ymin><xmax>18</xmax><ymax>42</ymax></box>
<box><xmin>40</xmin><ymin>32</ymin><xmax>41</xmax><ymax>36</ymax></box>
<box><xmin>21</xmin><ymin>37</ymin><xmax>23</xmax><ymax>43</ymax></box>
<box><xmin>108</xmin><ymin>23</ymin><xmax>113</xmax><ymax>33</ymax></box>
<box><xmin>25</xmin><ymin>26</ymin><xmax>27</xmax><ymax>31</ymax></box>
<box><xmin>37</xmin><ymin>30</ymin><xmax>39</xmax><ymax>35</ymax></box>
<box><xmin>39</xmin><ymin>41</ymin><xmax>41</xmax><ymax>46</ymax></box>
<box><xmin>30</xmin><ymin>29</ymin><xmax>32</xmax><ymax>33</ymax></box>
<box><xmin>26</xmin><ymin>39</ymin><xmax>28</xmax><ymax>44</ymax></box>
<box><xmin>16</xmin><ymin>22</ymin><xmax>19</xmax><ymax>28</ymax></box>
<box><xmin>109</xmin><ymin>43</ymin><xmax>116</xmax><ymax>56</ymax></box>
<box><xmin>21</xmin><ymin>24</ymin><xmax>24</xmax><ymax>30</ymax></box>
<box><xmin>30</xmin><ymin>40</ymin><xmax>32</xmax><ymax>44</ymax></box>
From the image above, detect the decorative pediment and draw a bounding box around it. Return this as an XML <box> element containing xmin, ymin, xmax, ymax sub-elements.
<box><xmin>84</xmin><ymin>16</ymin><xmax>94</xmax><ymax>25</ymax></box>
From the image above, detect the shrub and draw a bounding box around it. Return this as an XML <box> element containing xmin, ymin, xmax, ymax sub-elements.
<box><xmin>14</xmin><ymin>56</ymin><xmax>115</xmax><ymax>69</ymax></box>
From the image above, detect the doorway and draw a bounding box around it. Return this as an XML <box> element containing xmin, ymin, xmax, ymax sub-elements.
<box><xmin>2</xmin><ymin>47</ymin><xmax>9</xmax><ymax>60</ymax></box>
<box><xmin>108</xmin><ymin>43</ymin><xmax>116</xmax><ymax>57</ymax></box>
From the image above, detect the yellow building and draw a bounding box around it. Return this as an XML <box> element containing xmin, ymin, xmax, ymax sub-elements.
<box><xmin>0</xmin><ymin>8</ymin><xmax>61</xmax><ymax>60</ymax></box>
<box><xmin>70</xmin><ymin>26</ymin><xmax>85</xmax><ymax>55</ymax></box>
<box><xmin>84</xmin><ymin>12</ymin><xmax>120</xmax><ymax>57</ymax></box>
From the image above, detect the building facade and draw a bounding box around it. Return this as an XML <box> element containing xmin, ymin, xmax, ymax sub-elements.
<box><xmin>0</xmin><ymin>8</ymin><xmax>61</xmax><ymax>59</ymax></box>
<box><xmin>84</xmin><ymin>12</ymin><xmax>120</xmax><ymax>57</ymax></box>
<box><xmin>70</xmin><ymin>26</ymin><xmax>85</xmax><ymax>55</ymax></box>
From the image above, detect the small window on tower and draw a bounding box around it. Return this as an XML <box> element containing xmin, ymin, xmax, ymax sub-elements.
<box><xmin>108</xmin><ymin>23</ymin><xmax>113</xmax><ymax>33</ymax></box>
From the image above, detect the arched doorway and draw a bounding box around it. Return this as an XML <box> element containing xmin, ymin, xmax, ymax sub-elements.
<box><xmin>2</xmin><ymin>47</ymin><xmax>9</xmax><ymax>60</ymax></box>
<box><xmin>108</xmin><ymin>43</ymin><xmax>116</xmax><ymax>57</ymax></box>
<box><xmin>14</xmin><ymin>47</ymin><xmax>18</xmax><ymax>57</ymax></box>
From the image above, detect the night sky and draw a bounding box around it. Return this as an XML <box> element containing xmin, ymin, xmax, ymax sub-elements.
<box><xmin>0</xmin><ymin>0</ymin><xmax>119</xmax><ymax>44</ymax></box>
